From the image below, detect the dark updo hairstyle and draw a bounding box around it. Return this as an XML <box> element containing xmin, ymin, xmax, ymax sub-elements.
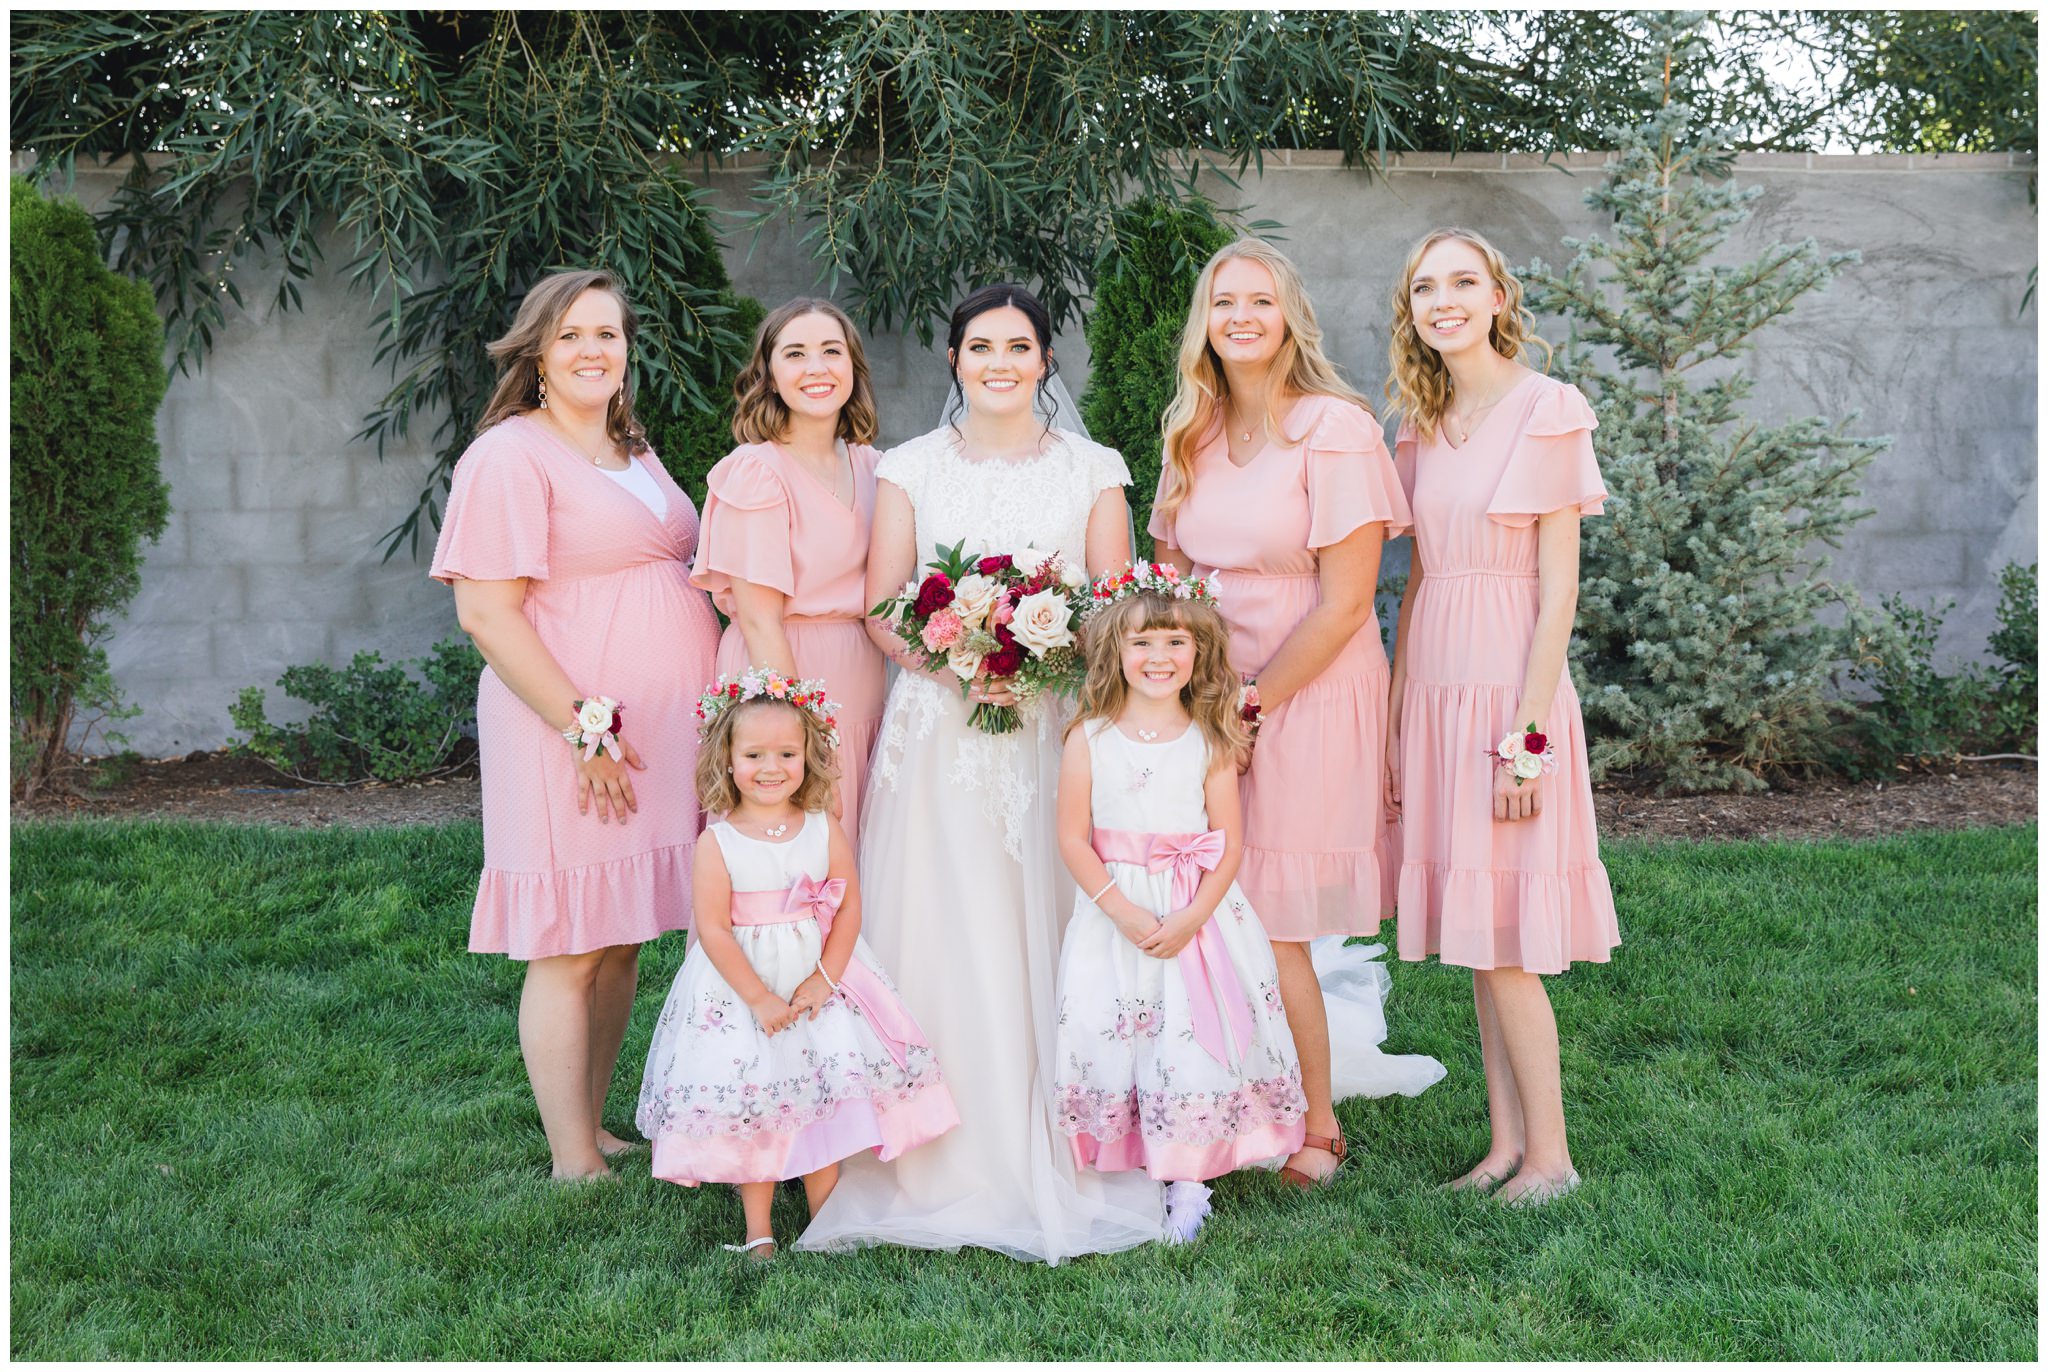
<box><xmin>943</xmin><ymin>282</ymin><xmax>1061</xmax><ymax>434</ymax></box>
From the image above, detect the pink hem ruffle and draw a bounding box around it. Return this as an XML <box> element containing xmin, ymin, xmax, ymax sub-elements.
<box><xmin>468</xmin><ymin>840</ymin><xmax>695</xmax><ymax>960</ymax></box>
<box><xmin>1394</xmin><ymin>860</ymin><xmax>1619</xmax><ymax>974</ymax></box>
<box><xmin>1070</xmin><ymin>1116</ymin><xmax>1307</xmax><ymax>1183</ymax></box>
<box><xmin>650</xmin><ymin>1081</ymin><xmax>961</xmax><ymax>1186</ymax></box>
<box><xmin>1237</xmin><ymin>844</ymin><xmax>1391</xmax><ymax>941</ymax></box>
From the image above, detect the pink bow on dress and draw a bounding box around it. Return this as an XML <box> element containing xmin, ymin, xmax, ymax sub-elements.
<box><xmin>785</xmin><ymin>873</ymin><xmax>928</xmax><ymax>1070</ymax></box>
<box><xmin>1091</xmin><ymin>826</ymin><xmax>1259</xmax><ymax>1070</ymax></box>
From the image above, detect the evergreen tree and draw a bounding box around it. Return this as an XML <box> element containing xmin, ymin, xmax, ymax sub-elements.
<box><xmin>1524</xmin><ymin>13</ymin><xmax>1891</xmax><ymax>793</ymax></box>
<box><xmin>1081</xmin><ymin>198</ymin><xmax>1234</xmax><ymax>559</ymax></box>
<box><xmin>10</xmin><ymin>177</ymin><xmax>171</xmax><ymax>798</ymax></box>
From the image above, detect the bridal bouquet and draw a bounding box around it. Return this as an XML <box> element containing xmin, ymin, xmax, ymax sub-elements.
<box><xmin>869</xmin><ymin>539</ymin><xmax>1091</xmax><ymax>734</ymax></box>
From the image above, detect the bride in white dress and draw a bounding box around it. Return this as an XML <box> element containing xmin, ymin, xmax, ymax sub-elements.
<box><xmin>795</xmin><ymin>286</ymin><xmax>1166</xmax><ymax>1262</ymax></box>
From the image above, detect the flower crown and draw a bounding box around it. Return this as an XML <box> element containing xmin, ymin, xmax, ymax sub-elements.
<box><xmin>1085</xmin><ymin>561</ymin><xmax>1222</xmax><ymax>620</ymax></box>
<box><xmin>695</xmin><ymin>668</ymin><xmax>842</xmax><ymax>748</ymax></box>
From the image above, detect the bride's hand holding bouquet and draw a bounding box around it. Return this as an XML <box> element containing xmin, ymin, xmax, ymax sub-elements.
<box><xmin>869</xmin><ymin>539</ymin><xmax>1090</xmax><ymax>734</ymax></box>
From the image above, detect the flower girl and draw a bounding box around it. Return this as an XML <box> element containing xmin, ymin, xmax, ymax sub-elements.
<box><xmin>1050</xmin><ymin>567</ymin><xmax>1308</xmax><ymax>1241</ymax></box>
<box><xmin>637</xmin><ymin>669</ymin><xmax>958</xmax><ymax>1258</ymax></box>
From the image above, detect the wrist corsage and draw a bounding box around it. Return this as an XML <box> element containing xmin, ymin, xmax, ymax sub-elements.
<box><xmin>563</xmin><ymin>695</ymin><xmax>624</xmax><ymax>762</ymax></box>
<box><xmin>1486</xmin><ymin>722</ymin><xmax>1556</xmax><ymax>786</ymax></box>
<box><xmin>1238</xmin><ymin>679</ymin><xmax>1263</xmax><ymax>739</ymax></box>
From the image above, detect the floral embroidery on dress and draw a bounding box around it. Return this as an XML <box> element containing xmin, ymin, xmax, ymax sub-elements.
<box><xmin>1052</xmin><ymin>1068</ymin><xmax>1306</xmax><ymax>1146</ymax></box>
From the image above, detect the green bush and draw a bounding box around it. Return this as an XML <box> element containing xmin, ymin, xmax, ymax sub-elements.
<box><xmin>1081</xmin><ymin>197</ymin><xmax>1234</xmax><ymax>559</ymax></box>
<box><xmin>229</xmin><ymin>637</ymin><xmax>485</xmax><ymax>784</ymax></box>
<box><xmin>10</xmin><ymin>175</ymin><xmax>171</xmax><ymax>800</ymax></box>
<box><xmin>643</xmin><ymin>287</ymin><xmax>766</xmax><ymax>507</ymax></box>
<box><xmin>1847</xmin><ymin>562</ymin><xmax>2038</xmax><ymax>769</ymax></box>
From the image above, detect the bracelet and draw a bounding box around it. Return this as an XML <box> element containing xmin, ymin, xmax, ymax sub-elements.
<box><xmin>1088</xmin><ymin>877</ymin><xmax>1117</xmax><ymax>904</ymax></box>
<box><xmin>564</xmin><ymin>695</ymin><xmax>624</xmax><ymax>762</ymax></box>
<box><xmin>814</xmin><ymin>959</ymin><xmax>841</xmax><ymax>996</ymax></box>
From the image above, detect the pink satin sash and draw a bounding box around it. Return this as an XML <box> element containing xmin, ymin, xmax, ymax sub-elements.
<box><xmin>1090</xmin><ymin>826</ymin><xmax>1256</xmax><ymax>1069</ymax></box>
<box><xmin>727</xmin><ymin>874</ymin><xmax>927</xmax><ymax>1069</ymax></box>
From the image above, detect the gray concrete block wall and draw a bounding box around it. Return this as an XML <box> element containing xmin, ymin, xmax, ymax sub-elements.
<box><xmin>27</xmin><ymin>151</ymin><xmax>2037</xmax><ymax>755</ymax></box>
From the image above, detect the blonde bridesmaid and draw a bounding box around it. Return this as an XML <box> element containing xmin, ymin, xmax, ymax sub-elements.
<box><xmin>1148</xmin><ymin>240</ymin><xmax>1412</xmax><ymax>1189</ymax></box>
<box><xmin>432</xmin><ymin>269</ymin><xmax>721</xmax><ymax>1180</ymax></box>
<box><xmin>1384</xmin><ymin>227</ymin><xmax>1620</xmax><ymax>1206</ymax></box>
<box><xmin>691</xmin><ymin>299</ymin><xmax>887</xmax><ymax>840</ymax></box>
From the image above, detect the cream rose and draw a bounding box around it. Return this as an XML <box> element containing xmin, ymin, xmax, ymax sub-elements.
<box><xmin>1010</xmin><ymin>588</ymin><xmax>1076</xmax><ymax>654</ymax></box>
<box><xmin>950</xmin><ymin>573</ymin><xmax>1000</xmax><ymax>628</ymax></box>
<box><xmin>1060</xmin><ymin>563</ymin><xmax>1088</xmax><ymax>590</ymax></box>
<box><xmin>577</xmin><ymin>697</ymin><xmax>616</xmax><ymax>733</ymax></box>
<box><xmin>1511</xmin><ymin>750</ymin><xmax>1546</xmax><ymax>781</ymax></box>
<box><xmin>1496</xmin><ymin>731</ymin><xmax>1527</xmax><ymax>760</ymax></box>
<box><xmin>1011</xmin><ymin>546</ymin><xmax>1056</xmax><ymax>575</ymax></box>
<box><xmin>948</xmin><ymin>643</ymin><xmax>986</xmax><ymax>682</ymax></box>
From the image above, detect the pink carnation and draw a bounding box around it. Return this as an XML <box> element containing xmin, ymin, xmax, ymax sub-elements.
<box><xmin>920</xmin><ymin>608</ymin><xmax>965</xmax><ymax>651</ymax></box>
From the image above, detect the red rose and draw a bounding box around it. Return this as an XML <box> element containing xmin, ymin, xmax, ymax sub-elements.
<box><xmin>912</xmin><ymin>572</ymin><xmax>955</xmax><ymax>617</ymax></box>
<box><xmin>977</xmin><ymin>554</ymin><xmax>1015</xmax><ymax>576</ymax></box>
<box><xmin>1524</xmin><ymin>731</ymin><xmax>1548</xmax><ymax>754</ymax></box>
<box><xmin>610</xmin><ymin>707</ymin><xmax>624</xmax><ymax>735</ymax></box>
<box><xmin>982</xmin><ymin>622</ymin><xmax>1024</xmax><ymax>677</ymax></box>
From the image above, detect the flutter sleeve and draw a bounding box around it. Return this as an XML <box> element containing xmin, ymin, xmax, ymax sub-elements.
<box><xmin>429</xmin><ymin>428</ymin><xmax>552</xmax><ymax>585</ymax></box>
<box><xmin>1486</xmin><ymin>381</ymin><xmax>1608</xmax><ymax>529</ymax></box>
<box><xmin>1080</xmin><ymin>434</ymin><xmax>1132</xmax><ymax>493</ymax></box>
<box><xmin>690</xmin><ymin>447</ymin><xmax>796</xmax><ymax>602</ymax></box>
<box><xmin>1392</xmin><ymin>419</ymin><xmax>1420</xmax><ymax>506</ymax></box>
<box><xmin>1303</xmin><ymin>398</ymin><xmax>1413</xmax><ymax>547</ymax></box>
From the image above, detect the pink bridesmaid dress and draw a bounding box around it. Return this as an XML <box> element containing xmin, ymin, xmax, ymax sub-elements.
<box><xmin>1391</xmin><ymin>372</ymin><xmax>1620</xmax><ymax>972</ymax></box>
<box><xmin>430</xmin><ymin>413</ymin><xmax>722</xmax><ymax>958</ymax></box>
<box><xmin>690</xmin><ymin>440</ymin><xmax>886</xmax><ymax>841</ymax></box>
<box><xmin>1148</xmin><ymin>395</ymin><xmax>1411</xmax><ymax>940</ymax></box>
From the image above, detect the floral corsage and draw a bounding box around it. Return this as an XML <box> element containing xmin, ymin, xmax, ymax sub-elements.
<box><xmin>1486</xmin><ymin>722</ymin><xmax>1556</xmax><ymax>786</ymax></box>
<box><xmin>1238</xmin><ymin>679</ymin><xmax>1263</xmax><ymax>738</ymax></box>
<box><xmin>564</xmin><ymin>695</ymin><xmax>624</xmax><ymax>762</ymax></box>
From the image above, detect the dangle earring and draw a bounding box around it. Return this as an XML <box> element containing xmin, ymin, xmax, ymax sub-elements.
<box><xmin>536</xmin><ymin>371</ymin><xmax>549</xmax><ymax>410</ymax></box>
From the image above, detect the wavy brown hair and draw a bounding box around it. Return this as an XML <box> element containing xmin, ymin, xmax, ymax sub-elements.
<box><xmin>1384</xmin><ymin>227</ymin><xmax>1551</xmax><ymax>440</ymax></box>
<box><xmin>694</xmin><ymin>698</ymin><xmax>841</xmax><ymax>818</ymax></box>
<box><xmin>730</xmin><ymin>297</ymin><xmax>879</xmax><ymax>446</ymax></box>
<box><xmin>478</xmin><ymin>269</ymin><xmax>650</xmax><ymax>454</ymax></box>
<box><xmin>1068</xmin><ymin>593</ymin><xmax>1247</xmax><ymax>771</ymax></box>
<box><xmin>1156</xmin><ymin>239</ymin><xmax>1373</xmax><ymax>524</ymax></box>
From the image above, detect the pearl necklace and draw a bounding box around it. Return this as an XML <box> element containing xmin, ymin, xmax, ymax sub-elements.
<box><xmin>762</xmin><ymin>821</ymin><xmax>789</xmax><ymax>839</ymax></box>
<box><xmin>1135</xmin><ymin>728</ymin><xmax>1160</xmax><ymax>741</ymax></box>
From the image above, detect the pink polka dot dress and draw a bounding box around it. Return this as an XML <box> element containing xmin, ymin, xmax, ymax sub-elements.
<box><xmin>690</xmin><ymin>441</ymin><xmax>885</xmax><ymax>841</ymax></box>
<box><xmin>430</xmin><ymin>413</ymin><xmax>721</xmax><ymax>960</ymax></box>
<box><xmin>1149</xmin><ymin>395</ymin><xmax>1411</xmax><ymax>941</ymax></box>
<box><xmin>1392</xmin><ymin>373</ymin><xmax>1620</xmax><ymax>973</ymax></box>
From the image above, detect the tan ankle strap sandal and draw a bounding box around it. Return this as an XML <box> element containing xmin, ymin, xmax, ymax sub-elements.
<box><xmin>1278</xmin><ymin>1131</ymin><xmax>1348</xmax><ymax>1190</ymax></box>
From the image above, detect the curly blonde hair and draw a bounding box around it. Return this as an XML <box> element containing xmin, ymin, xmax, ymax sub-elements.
<box><xmin>1068</xmin><ymin>592</ymin><xmax>1247</xmax><ymax>770</ymax></box>
<box><xmin>730</xmin><ymin>297</ymin><xmax>879</xmax><ymax>447</ymax></box>
<box><xmin>694</xmin><ymin>698</ymin><xmax>841</xmax><ymax>817</ymax></box>
<box><xmin>477</xmin><ymin>269</ymin><xmax>650</xmax><ymax>455</ymax></box>
<box><xmin>1157</xmin><ymin>238</ymin><xmax>1373</xmax><ymax>524</ymax></box>
<box><xmin>1384</xmin><ymin>228</ymin><xmax>1552</xmax><ymax>440</ymax></box>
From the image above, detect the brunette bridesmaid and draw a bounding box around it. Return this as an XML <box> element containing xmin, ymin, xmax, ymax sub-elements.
<box><xmin>432</xmin><ymin>268</ymin><xmax>721</xmax><ymax>1180</ymax></box>
<box><xmin>1384</xmin><ymin>227</ymin><xmax>1620</xmax><ymax>1206</ymax></box>
<box><xmin>691</xmin><ymin>299</ymin><xmax>886</xmax><ymax>839</ymax></box>
<box><xmin>1149</xmin><ymin>239</ymin><xmax>1412</xmax><ymax>1189</ymax></box>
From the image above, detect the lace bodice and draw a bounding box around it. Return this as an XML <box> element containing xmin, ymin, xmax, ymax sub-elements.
<box><xmin>877</xmin><ymin>426</ymin><xmax>1131</xmax><ymax>570</ymax></box>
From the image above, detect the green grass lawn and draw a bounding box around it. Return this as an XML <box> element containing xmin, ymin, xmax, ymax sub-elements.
<box><xmin>10</xmin><ymin>820</ymin><xmax>2037</xmax><ymax>1359</ymax></box>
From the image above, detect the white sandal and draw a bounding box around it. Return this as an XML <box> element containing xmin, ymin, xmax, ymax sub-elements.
<box><xmin>721</xmin><ymin>1236</ymin><xmax>776</xmax><ymax>1256</ymax></box>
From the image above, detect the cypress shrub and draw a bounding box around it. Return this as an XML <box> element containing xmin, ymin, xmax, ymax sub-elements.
<box><xmin>10</xmin><ymin>176</ymin><xmax>171</xmax><ymax>799</ymax></box>
<box><xmin>1082</xmin><ymin>198</ymin><xmax>1234</xmax><ymax>558</ymax></box>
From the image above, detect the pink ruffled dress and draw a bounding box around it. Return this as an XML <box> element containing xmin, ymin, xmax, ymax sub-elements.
<box><xmin>1392</xmin><ymin>373</ymin><xmax>1621</xmax><ymax>973</ymax></box>
<box><xmin>1148</xmin><ymin>395</ymin><xmax>1412</xmax><ymax>940</ymax></box>
<box><xmin>429</xmin><ymin>413</ymin><xmax>721</xmax><ymax>959</ymax></box>
<box><xmin>691</xmin><ymin>441</ymin><xmax>885</xmax><ymax>841</ymax></box>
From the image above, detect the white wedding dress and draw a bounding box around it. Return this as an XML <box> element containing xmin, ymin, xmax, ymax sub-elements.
<box><xmin>794</xmin><ymin>425</ymin><xmax>1168</xmax><ymax>1263</ymax></box>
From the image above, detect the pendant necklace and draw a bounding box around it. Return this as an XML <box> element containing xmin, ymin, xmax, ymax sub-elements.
<box><xmin>763</xmin><ymin>821</ymin><xmax>789</xmax><ymax>839</ymax></box>
<box><xmin>1136</xmin><ymin>728</ymin><xmax>1160</xmax><ymax>742</ymax></box>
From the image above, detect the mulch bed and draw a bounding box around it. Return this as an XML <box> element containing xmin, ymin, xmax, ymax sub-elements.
<box><xmin>13</xmin><ymin>748</ymin><xmax>2036</xmax><ymax>841</ymax></box>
